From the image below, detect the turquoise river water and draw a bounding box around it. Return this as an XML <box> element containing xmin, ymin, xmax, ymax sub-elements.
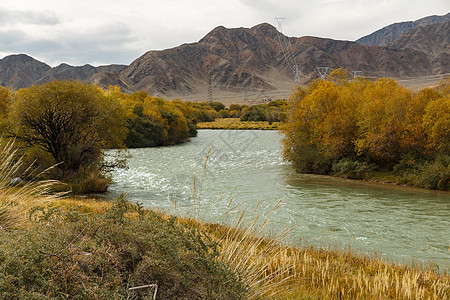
<box><xmin>107</xmin><ymin>130</ymin><xmax>450</xmax><ymax>271</ymax></box>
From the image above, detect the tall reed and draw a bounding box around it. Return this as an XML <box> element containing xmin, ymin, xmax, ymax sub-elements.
<box><xmin>0</xmin><ymin>138</ymin><xmax>62</xmax><ymax>230</ymax></box>
<box><xmin>179</xmin><ymin>207</ymin><xmax>449</xmax><ymax>299</ymax></box>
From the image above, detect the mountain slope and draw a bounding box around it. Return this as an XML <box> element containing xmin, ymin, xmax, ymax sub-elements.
<box><xmin>356</xmin><ymin>13</ymin><xmax>450</xmax><ymax>46</ymax></box>
<box><xmin>116</xmin><ymin>23</ymin><xmax>282</xmax><ymax>95</ymax></box>
<box><xmin>387</xmin><ymin>21</ymin><xmax>449</xmax><ymax>74</ymax></box>
<box><xmin>0</xmin><ymin>55</ymin><xmax>126</xmax><ymax>90</ymax></box>
<box><xmin>0</xmin><ymin>54</ymin><xmax>51</xmax><ymax>89</ymax></box>
<box><xmin>37</xmin><ymin>63</ymin><xmax>125</xmax><ymax>84</ymax></box>
<box><xmin>1</xmin><ymin>17</ymin><xmax>448</xmax><ymax>100</ymax></box>
<box><xmin>105</xmin><ymin>22</ymin><xmax>441</xmax><ymax>97</ymax></box>
<box><xmin>388</xmin><ymin>21</ymin><xmax>449</xmax><ymax>56</ymax></box>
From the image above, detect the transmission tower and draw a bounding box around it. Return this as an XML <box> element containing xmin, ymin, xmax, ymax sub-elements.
<box><xmin>352</xmin><ymin>71</ymin><xmax>362</xmax><ymax>78</ymax></box>
<box><xmin>275</xmin><ymin>17</ymin><xmax>286</xmax><ymax>32</ymax></box>
<box><xmin>243</xmin><ymin>87</ymin><xmax>249</xmax><ymax>102</ymax></box>
<box><xmin>207</xmin><ymin>71</ymin><xmax>213</xmax><ymax>103</ymax></box>
<box><xmin>275</xmin><ymin>17</ymin><xmax>303</xmax><ymax>83</ymax></box>
<box><xmin>316</xmin><ymin>66</ymin><xmax>331</xmax><ymax>80</ymax></box>
<box><xmin>294</xmin><ymin>65</ymin><xmax>301</xmax><ymax>83</ymax></box>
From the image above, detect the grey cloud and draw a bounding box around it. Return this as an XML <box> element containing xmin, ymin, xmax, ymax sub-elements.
<box><xmin>0</xmin><ymin>29</ymin><xmax>64</xmax><ymax>64</ymax></box>
<box><xmin>0</xmin><ymin>21</ymin><xmax>141</xmax><ymax>66</ymax></box>
<box><xmin>56</xmin><ymin>22</ymin><xmax>141</xmax><ymax>65</ymax></box>
<box><xmin>0</xmin><ymin>8</ymin><xmax>60</xmax><ymax>25</ymax></box>
<box><xmin>238</xmin><ymin>0</ymin><xmax>306</xmax><ymax>19</ymax></box>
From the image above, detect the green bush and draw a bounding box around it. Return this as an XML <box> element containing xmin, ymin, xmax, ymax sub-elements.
<box><xmin>0</xmin><ymin>198</ymin><xmax>247</xmax><ymax>299</ymax></box>
<box><xmin>290</xmin><ymin>143</ymin><xmax>332</xmax><ymax>174</ymax></box>
<box><xmin>240</xmin><ymin>105</ymin><xmax>267</xmax><ymax>122</ymax></box>
<box><xmin>209</xmin><ymin>102</ymin><xmax>225</xmax><ymax>112</ymax></box>
<box><xmin>402</xmin><ymin>155</ymin><xmax>450</xmax><ymax>190</ymax></box>
<box><xmin>332</xmin><ymin>159</ymin><xmax>375</xmax><ymax>180</ymax></box>
<box><xmin>125</xmin><ymin>117</ymin><xmax>166</xmax><ymax>148</ymax></box>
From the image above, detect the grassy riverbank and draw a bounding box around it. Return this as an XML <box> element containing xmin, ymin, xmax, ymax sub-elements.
<box><xmin>1</xmin><ymin>129</ymin><xmax>448</xmax><ymax>299</ymax></box>
<box><xmin>1</xmin><ymin>195</ymin><xmax>448</xmax><ymax>299</ymax></box>
<box><xmin>197</xmin><ymin>118</ymin><xmax>281</xmax><ymax>130</ymax></box>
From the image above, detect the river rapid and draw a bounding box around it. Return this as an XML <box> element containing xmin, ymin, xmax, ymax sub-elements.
<box><xmin>107</xmin><ymin>130</ymin><xmax>450</xmax><ymax>271</ymax></box>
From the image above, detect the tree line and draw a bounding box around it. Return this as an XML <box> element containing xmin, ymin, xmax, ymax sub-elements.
<box><xmin>0</xmin><ymin>81</ymin><xmax>221</xmax><ymax>190</ymax></box>
<box><xmin>281</xmin><ymin>69</ymin><xmax>449</xmax><ymax>190</ymax></box>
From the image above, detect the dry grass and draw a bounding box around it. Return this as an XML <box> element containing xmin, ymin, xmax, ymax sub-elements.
<box><xmin>182</xmin><ymin>215</ymin><xmax>449</xmax><ymax>299</ymax></box>
<box><xmin>48</xmin><ymin>196</ymin><xmax>450</xmax><ymax>299</ymax></box>
<box><xmin>52</xmin><ymin>196</ymin><xmax>113</xmax><ymax>214</ymax></box>
<box><xmin>0</xmin><ymin>138</ymin><xmax>63</xmax><ymax>230</ymax></box>
<box><xmin>197</xmin><ymin>118</ymin><xmax>281</xmax><ymax>130</ymax></box>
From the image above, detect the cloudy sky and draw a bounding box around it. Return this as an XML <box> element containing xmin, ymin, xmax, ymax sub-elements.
<box><xmin>1</xmin><ymin>0</ymin><xmax>448</xmax><ymax>66</ymax></box>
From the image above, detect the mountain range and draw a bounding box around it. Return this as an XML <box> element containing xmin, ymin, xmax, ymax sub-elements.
<box><xmin>0</xmin><ymin>13</ymin><xmax>449</xmax><ymax>102</ymax></box>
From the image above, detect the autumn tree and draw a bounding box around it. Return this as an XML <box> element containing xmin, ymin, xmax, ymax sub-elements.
<box><xmin>118</xmin><ymin>90</ymin><xmax>199</xmax><ymax>148</ymax></box>
<box><xmin>8</xmin><ymin>80</ymin><xmax>127</xmax><ymax>177</ymax></box>
<box><xmin>354</xmin><ymin>79</ymin><xmax>413</xmax><ymax>166</ymax></box>
<box><xmin>281</xmin><ymin>72</ymin><xmax>367</xmax><ymax>173</ymax></box>
<box><xmin>422</xmin><ymin>95</ymin><xmax>450</xmax><ymax>154</ymax></box>
<box><xmin>0</xmin><ymin>87</ymin><xmax>11</xmax><ymax>132</ymax></box>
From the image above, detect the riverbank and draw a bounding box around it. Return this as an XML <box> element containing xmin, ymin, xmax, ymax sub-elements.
<box><xmin>329</xmin><ymin>168</ymin><xmax>449</xmax><ymax>191</ymax></box>
<box><xmin>197</xmin><ymin>118</ymin><xmax>281</xmax><ymax>130</ymax></box>
<box><xmin>2</xmin><ymin>196</ymin><xmax>448</xmax><ymax>299</ymax></box>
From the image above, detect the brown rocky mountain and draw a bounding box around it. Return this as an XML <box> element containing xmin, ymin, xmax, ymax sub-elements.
<box><xmin>88</xmin><ymin>22</ymin><xmax>445</xmax><ymax>99</ymax></box>
<box><xmin>0</xmin><ymin>54</ymin><xmax>125</xmax><ymax>90</ymax></box>
<box><xmin>0</xmin><ymin>16</ymin><xmax>448</xmax><ymax>102</ymax></box>
<box><xmin>0</xmin><ymin>54</ymin><xmax>51</xmax><ymax>88</ymax></box>
<box><xmin>37</xmin><ymin>63</ymin><xmax>125</xmax><ymax>85</ymax></box>
<box><xmin>387</xmin><ymin>21</ymin><xmax>449</xmax><ymax>74</ymax></box>
<box><xmin>356</xmin><ymin>13</ymin><xmax>450</xmax><ymax>46</ymax></box>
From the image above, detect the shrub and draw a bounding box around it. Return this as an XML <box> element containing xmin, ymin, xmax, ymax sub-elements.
<box><xmin>0</xmin><ymin>197</ymin><xmax>247</xmax><ymax>299</ymax></box>
<box><xmin>281</xmin><ymin>73</ymin><xmax>450</xmax><ymax>189</ymax></box>
<box><xmin>332</xmin><ymin>158</ymin><xmax>375</xmax><ymax>179</ymax></box>
<box><xmin>209</xmin><ymin>101</ymin><xmax>225</xmax><ymax>112</ymax></box>
<box><xmin>240</xmin><ymin>105</ymin><xmax>267</xmax><ymax>122</ymax></box>
<box><xmin>289</xmin><ymin>143</ymin><xmax>333</xmax><ymax>174</ymax></box>
<box><xmin>403</xmin><ymin>155</ymin><xmax>450</xmax><ymax>190</ymax></box>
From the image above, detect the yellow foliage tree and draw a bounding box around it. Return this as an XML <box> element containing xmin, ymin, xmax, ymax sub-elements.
<box><xmin>422</xmin><ymin>96</ymin><xmax>450</xmax><ymax>153</ymax></box>
<box><xmin>8</xmin><ymin>80</ymin><xmax>127</xmax><ymax>176</ymax></box>
<box><xmin>355</xmin><ymin>79</ymin><xmax>412</xmax><ymax>165</ymax></box>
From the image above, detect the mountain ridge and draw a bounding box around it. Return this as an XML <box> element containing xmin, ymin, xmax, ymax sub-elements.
<box><xmin>0</xmin><ymin>54</ymin><xmax>126</xmax><ymax>90</ymax></box>
<box><xmin>356</xmin><ymin>13</ymin><xmax>450</xmax><ymax>46</ymax></box>
<box><xmin>0</xmin><ymin>15</ymin><xmax>448</xmax><ymax>101</ymax></box>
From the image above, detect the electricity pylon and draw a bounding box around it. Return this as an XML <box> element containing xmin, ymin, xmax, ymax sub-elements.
<box><xmin>275</xmin><ymin>17</ymin><xmax>302</xmax><ymax>83</ymax></box>
<box><xmin>352</xmin><ymin>71</ymin><xmax>362</xmax><ymax>78</ymax></box>
<box><xmin>316</xmin><ymin>66</ymin><xmax>331</xmax><ymax>80</ymax></box>
<box><xmin>207</xmin><ymin>71</ymin><xmax>213</xmax><ymax>103</ymax></box>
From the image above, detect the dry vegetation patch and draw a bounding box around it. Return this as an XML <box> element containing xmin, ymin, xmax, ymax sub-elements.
<box><xmin>197</xmin><ymin>118</ymin><xmax>281</xmax><ymax>130</ymax></box>
<box><xmin>170</xmin><ymin>207</ymin><xmax>449</xmax><ymax>299</ymax></box>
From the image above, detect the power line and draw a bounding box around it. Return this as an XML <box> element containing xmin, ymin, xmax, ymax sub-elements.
<box><xmin>275</xmin><ymin>17</ymin><xmax>306</xmax><ymax>83</ymax></box>
<box><xmin>294</xmin><ymin>65</ymin><xmax>301</xmax><ymax>83</ymax></box>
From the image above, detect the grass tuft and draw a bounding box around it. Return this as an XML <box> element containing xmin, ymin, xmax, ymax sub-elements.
<box><xmin>0</xmin><ymin>138</ymin><xmax>63</xmax><ymax>230</ymax></box>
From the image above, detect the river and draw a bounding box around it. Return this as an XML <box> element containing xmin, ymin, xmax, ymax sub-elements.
<box><xmin>107</xmin><ymin>129</ymin><xmax>450</xmax><ymax>271</ymax></box>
